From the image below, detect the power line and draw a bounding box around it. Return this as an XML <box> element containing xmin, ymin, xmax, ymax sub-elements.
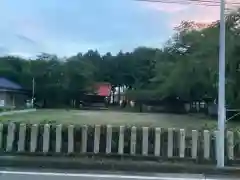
<box><xmin>137</xmin><ymin>0</ymin><xmax>219</xmax><ymax>7</ymax></box>
<box><xmin>135</xmin><ymin>0</ymin><xmax>240</xmax><ymax>7</ymax></box>
<box><xmin>136</xmin><ymin>0</ymin><xmax>240</xmax><ymax>5</ymax></box>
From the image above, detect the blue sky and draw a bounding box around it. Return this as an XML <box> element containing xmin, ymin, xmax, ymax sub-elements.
<box><xmin>0</xmin><ymin>0</ymin><xmax>220</xmax><ymax>58</ymax></box>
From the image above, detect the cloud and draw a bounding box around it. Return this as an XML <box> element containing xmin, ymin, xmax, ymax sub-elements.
<box><xmin>1</xmin><ymin>0</ymin><xmax>240</xmax><ymax>59</ymax></box>
<box><xmin>140</xmin><ymin>1</ymin><xmax>188</xmax><ymax>13</ymax></box>
<box><xmin>7</xmin><ymin>52</ymin><xmax>35</xmax><ymax>59</ymax></box>
<box><xmin>170</xmin><ymin>6</ymin><xmax>220</xmax><ymax>28</ymax></box>
<box><xmin>0</xmin><ymin>0</ymin><xmax>171</xmax><ymax>57</ymax></box>
<box><xmin>140</xmin><ymin>0</ymin><xmax>240</xmax><ymax>29</ymax></box>
<box><xmin>171</xmin><ymin>0</ymin><xmax>239</xmax><ymax>26</ymax></box>
<box><xmin>0</xmin><ymin>46</ymin><xmax>9</xmax><ymax>56</ymax></box>
<box><xmin>15</xmin><ymin>34</ymin><xmax>37</xmax><ymax>45</ymax></box>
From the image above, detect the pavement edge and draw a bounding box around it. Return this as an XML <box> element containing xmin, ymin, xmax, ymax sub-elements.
<box><xmin>0</xmin><ymin>156</ymin><xmax>239</xmax><ymax>176</ymax></box>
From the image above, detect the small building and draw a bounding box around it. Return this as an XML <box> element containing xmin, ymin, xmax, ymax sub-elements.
<box><xmin>94</xmin><ymin>82</ymin><xmax>111</xmax><ymax>97</ymax></box>
<box><xmin>110</xmin><ymin>86</ymin><xmax>127</xmax><ymax>104</ymax></box>
<box><xmin>80</xmin><ymin>82</ymin><xmax>111</xmax><ymax>108</ymax></box>
<box><xmin>0</xmin><ymin>77</ymin><xmax>29</xmax><ymax>108</ymax></box>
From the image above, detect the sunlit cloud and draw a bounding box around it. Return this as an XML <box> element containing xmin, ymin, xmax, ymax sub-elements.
<box><xmin>141</xmin><ymin>2</ymin><xmax>188</xmax><ymax>13</ymax></box>
<box><xmin>140</xmin><ymin>0</ymin><xmax>240</xmax><ymax>28</ymax></box>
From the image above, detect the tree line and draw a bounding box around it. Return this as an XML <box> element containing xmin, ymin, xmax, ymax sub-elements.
<box><xmin>1</xmin><ymin>9</ymin><xmax>240</xmax><ymax>108</ymax></box>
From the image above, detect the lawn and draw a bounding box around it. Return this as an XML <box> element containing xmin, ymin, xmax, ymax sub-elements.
<box><xmin>0</xmin><ymin>109</ymin><xmax>240</xmax><ymax>129</ymax></box>
<box><xmin>0</xmin><ymin>109</ymin><xmax>239</xmax><ymax>130</ymax></box>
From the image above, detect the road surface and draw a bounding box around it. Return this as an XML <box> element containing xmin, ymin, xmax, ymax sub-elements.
<box><xmin>0</xmin><ymin>169</ymin><xmax>238</xmax><ymax>180</ymax></box>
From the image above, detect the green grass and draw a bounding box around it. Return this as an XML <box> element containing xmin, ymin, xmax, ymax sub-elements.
<box><xmin>0</xmin><ymin>109</ymin><xmax>239</xmax><ymax>130</ymax></box>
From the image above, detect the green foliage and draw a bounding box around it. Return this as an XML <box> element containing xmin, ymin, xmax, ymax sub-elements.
<box><xmin>146</xmin><ymin>9</ymin><xmax>240</xmax><ymax>108</ymax></box>
<box><xmin>0</xmin><ymin>48</ymin><xmax>158</xmax><ymax>107</ymax></box>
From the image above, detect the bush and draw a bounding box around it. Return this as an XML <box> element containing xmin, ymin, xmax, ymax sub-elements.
<box><xmin>0</xmin><ymin>107</ymin><xmax>15</xmax><ymax>112</ymax></box>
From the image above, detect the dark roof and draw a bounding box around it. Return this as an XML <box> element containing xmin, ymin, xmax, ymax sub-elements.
<box><xmin>0</xmin><ymin>77</ymin><xmax>22</xmax><ymax>90</ymax></box>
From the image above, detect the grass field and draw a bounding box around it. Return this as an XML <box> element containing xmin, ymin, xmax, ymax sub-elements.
<box><xmin>0</xmin><ymin>109</ymin><xmax>231</xmax><ymax>130</ymax></box>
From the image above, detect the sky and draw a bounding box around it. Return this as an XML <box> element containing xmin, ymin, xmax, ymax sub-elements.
<box><xmin>0</xmin><ymin>0</ymin><xmax>235</xmax><ymax>58</ymax></box>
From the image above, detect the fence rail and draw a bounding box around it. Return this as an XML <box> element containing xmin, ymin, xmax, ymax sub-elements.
<box><xmin>0</xmin><ymin>122</ymin><xmax>239</xmax><ymax>162</ymax></box>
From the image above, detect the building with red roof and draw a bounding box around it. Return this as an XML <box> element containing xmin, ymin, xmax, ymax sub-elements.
<box><xmin>79</xmin><ymin>82</ymin><xmax>111</xmax><ymax>108</ymax></box>
<box><xmin>94</xmin><ymin>82</ymin><xmax>111</xmax><ymax>97</ymax></box>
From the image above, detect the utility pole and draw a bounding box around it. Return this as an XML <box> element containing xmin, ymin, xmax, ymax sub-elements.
<box><xmin>217</xmin><ymin>0</ymin><xmax>226</xmax><ymax>168</ymax></box>
<box><xmin>32</xmin><ymin>77</ymin><xmax>35</xmax><ymax>108</ymax></box>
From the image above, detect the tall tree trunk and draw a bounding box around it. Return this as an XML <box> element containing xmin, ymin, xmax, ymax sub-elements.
<box><xmin>118</xmin><ymin>85</ymin><xmax>121</xmax><ymax>104</ymax></box>
<box><xmin>112</xmin><ymin>90</ymin><xmax>115</xmax><ymax>104</ymax></box>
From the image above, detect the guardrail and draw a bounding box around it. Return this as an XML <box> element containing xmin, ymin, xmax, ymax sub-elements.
<box><xmin>0</xmin><ymin>123</ymin><xmax>238</xmax><ymax>163</ymax></box>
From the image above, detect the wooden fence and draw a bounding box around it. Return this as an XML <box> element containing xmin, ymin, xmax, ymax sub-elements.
<box><xmin>0</xmin><ymin>123</ymin><xmax>239</xmax><ymax>163</ymax></box>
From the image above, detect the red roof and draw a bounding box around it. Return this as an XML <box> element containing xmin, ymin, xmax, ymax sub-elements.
<box><xmin>95</xmin><ymin>83</ymin><xmax>111</xmax><ymax>97</ymax></box>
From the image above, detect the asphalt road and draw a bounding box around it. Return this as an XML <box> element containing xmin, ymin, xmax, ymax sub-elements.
<box><xmin>0</xmin><ymin>169</ymin><xmax>238</xmax><ymax>180</ymax></box>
